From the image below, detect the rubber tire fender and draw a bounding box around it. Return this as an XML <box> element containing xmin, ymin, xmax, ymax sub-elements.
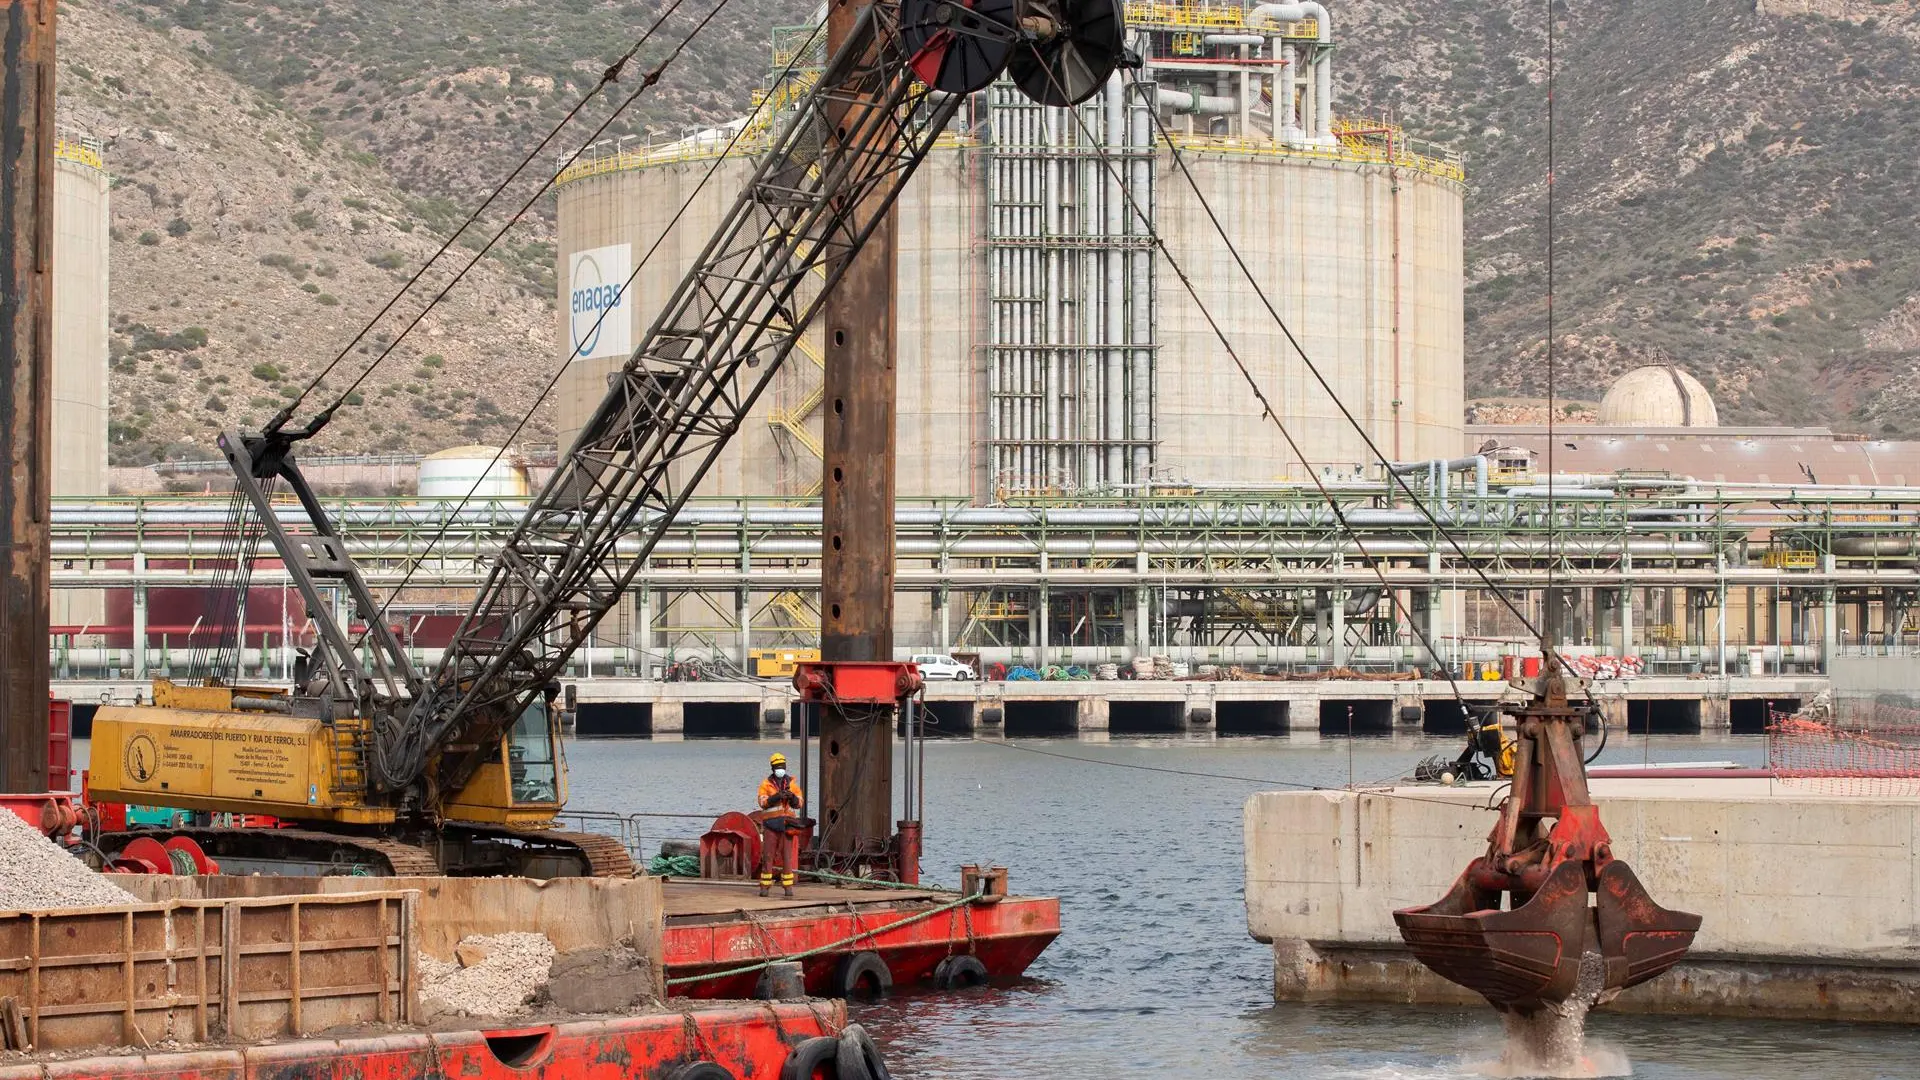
<box><xmin>932</xmin><ymin>954</ymin><xmax>989</xmax><ymax>990</ymax></box>
<box><xmin>780</xmin><ymin>1036</ymin><xmax>843</xmax><ymax>1080</ymax></box>
<box><xmin>667</xmin><ymin>1065</ymin><xmax>736</xmax><ymax>1080</ymax></box>
<box><xmin>830</xmin><ymin>951</ymin><xmax>893</xmax><ymax>999</ymax></box>
<box><xmin>836</xmin><ymin>1024</ymin><xmax>891</xmax><ymax>1080</ymax></box>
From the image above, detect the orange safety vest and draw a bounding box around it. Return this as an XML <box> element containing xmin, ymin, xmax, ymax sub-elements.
<box><xmin>756</xmin><ymin>774</ymin><xmax>803</xmax><ymax>820</ymax></box>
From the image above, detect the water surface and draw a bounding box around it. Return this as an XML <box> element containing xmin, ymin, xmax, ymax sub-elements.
<box><xmin>567</xmin><ymin>731</ymin><xmax>1920</xmax><ymax>1078</ymax></box>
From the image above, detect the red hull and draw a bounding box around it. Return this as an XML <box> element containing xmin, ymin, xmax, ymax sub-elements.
<box><xmin>0</xmin><ymin>1002</ymin><xmax>841</xmax><ymax>1080</ymax></box>
<box><xmin>664</xmin><ymin>891</ymin><xmax>1063</xmax><ymax>999</ymax></box>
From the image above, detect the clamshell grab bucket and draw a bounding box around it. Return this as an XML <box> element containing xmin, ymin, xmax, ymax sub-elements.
<box><xmin>1392</xmin><ymin>668</ymin><xmax>1701</xmax><ymax>1013</ymax></box>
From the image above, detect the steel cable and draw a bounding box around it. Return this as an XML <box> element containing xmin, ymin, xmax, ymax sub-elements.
<box><xmin>1013</xmin><ymin>49</ymin><xmax>1489</xmax><ymax>729</ymax></box>
<box><xmin>270</xmin><ymin>0</ymin><xmax>710</xmax><ymax>432</ymax></box>
<box><xmin>354</xmin><ymin>19</ymin><xmax>831</xmax><ymax>654</ymax></box>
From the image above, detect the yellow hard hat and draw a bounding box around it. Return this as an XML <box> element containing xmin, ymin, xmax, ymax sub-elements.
<box><xmin>769</xmin><ymin>752</ymin><xmax>788</xmax><ymax>768</ymax></box>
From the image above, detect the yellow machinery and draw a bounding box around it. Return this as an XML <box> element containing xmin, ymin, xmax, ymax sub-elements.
<box><xmin>749</xmin><ymin>648</ymin><xmax>821</xmax><ymax>678</ymax></box>
<box><xmin>81</xmin><ymin>420</ymin><xmax>625</xmax><ymax>877</ymax></box>
<box><xmin>89</xmin><ymin>679</ymin><xmax>564</xmax><ymax>829</ymax></box>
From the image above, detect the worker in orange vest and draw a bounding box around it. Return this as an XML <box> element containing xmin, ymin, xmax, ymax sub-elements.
<box><xmin>756</xmin><ymin>752</ymin><xmax>804</xmax><ymax>897</ymax></box>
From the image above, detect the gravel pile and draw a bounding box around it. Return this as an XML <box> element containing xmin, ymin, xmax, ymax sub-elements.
<box><xmin>0</xmin><ymin>811</ymin><xmax>139</xmax><ymax>911</ymax></box>
<box><xmin>418</xmin><ymin>932</ymin><xmax>556</xmax><ymax>1019</ymax></box>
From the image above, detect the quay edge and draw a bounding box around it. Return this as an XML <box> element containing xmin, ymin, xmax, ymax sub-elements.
<box><xmin>1244</xmin><ymin>778</ymin><xmax>1920</xmax><ymax>1022</ymax></box>
<box><xmin>55</xmin><ymin>674</ymin><xmax>1834</xmax><ymax>739</ymax></box>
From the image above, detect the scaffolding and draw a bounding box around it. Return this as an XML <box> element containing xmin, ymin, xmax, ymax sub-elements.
<box><xmin>985</xmin><ymin>80</ymin><xmax>1158</xmax><ymax>496</ymax></box>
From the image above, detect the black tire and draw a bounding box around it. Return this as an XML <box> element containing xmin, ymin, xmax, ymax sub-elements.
<box><xmin>932</xmin><ymin>954</ymin><xmax>989</xmax><ymax>990</ymax></box>
<box><xmin>836</xmin><ymin>1024</ymin><xmax>890</xmax><ymax>1080</ymax></box>
<box><xmin>668</xmin><ymin>1065</ymin><xmax>736</xmax><ymax>1080</ymax></box>
<box><xmin>830</xmin><ymin>951</ymin><xmax>893</xmax><ymax>1000</ymax></box>
<box><xmin>780</xmin><ymin>1037</ymin><xmax>842</xmax><ymax>1080</ymax></box>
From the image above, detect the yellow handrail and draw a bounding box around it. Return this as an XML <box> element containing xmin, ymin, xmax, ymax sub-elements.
<box><xmin>1161</xmin><ymin>132</ymin><xmax>1466</xmax><ymax>184</ymax></box>
<box><xmin>1124</xmin><ymin>1</ymin><xmax>1320</xmax><ymax>36</ymax></box>
<box><xmin>54</xmin><ymin>137</ymin><xmax>104</xmax><ymax>171</ymax></box>
<box><xmin>557</xmin><ymin>131</ymin><xmax>981</xmax><ymax>186</ymax></box>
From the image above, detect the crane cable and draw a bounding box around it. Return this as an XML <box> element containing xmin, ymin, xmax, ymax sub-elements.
<box><xmin>355</xmin><ymin>20</ymin><xmax>832</xmax><ymax>654</ymax></box>
<box><xmin>1010</xmin><ymin>49</ymin><xmax>1486</xmax><ymax>725</ymax></box>
<box><xmin>1010</xmin><ymin>37</ymin><xmax>1599</xmax><ymax>768</ymax></box>
<box><xmin>270</xmin><ymin>0</ymin><xmax>711</xmax><ymax>434</ymax></box>
<box><xmin>1123</xmin><ymin>74</ymin><xmax>1573</xmax><ymax>677</ymax></box>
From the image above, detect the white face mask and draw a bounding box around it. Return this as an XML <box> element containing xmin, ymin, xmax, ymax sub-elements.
<box><xmin>773</xmin><ymin>768</ymin><xmax>788</xmax><ymax>779</ymax></box>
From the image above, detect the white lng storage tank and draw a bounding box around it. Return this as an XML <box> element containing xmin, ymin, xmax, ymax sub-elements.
<box><xmin>552</xmin><ymin>4</ymin><xmax>1465</xmax><ymax>500</ymax></box>
<box><xmin>415</xmin><ymin>446</ymin><xmax>532</xmax><ymax>498</ymax></box>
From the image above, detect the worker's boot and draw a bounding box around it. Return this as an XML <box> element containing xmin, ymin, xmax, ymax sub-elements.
<box><xmin>781</xmin><ymin>870</ymin><xmax>796</xmax><ymax>899</ymax></box>
<box><xmin>758</xmin><ymin>871</ymin><xmax>773</xmax><ymax>898</ymax></box>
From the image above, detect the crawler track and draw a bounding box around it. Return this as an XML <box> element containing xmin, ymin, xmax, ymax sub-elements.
<box><xmin>98</xmin><ymin>825</ymin><xmax>634</xmax><ymax>878</ymax></box>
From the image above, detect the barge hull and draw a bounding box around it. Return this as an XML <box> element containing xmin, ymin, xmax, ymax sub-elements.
<box><xmin>0</xmin><ymin>1002</ymin><xmax>841</xmax><ymax>1080</ymax></box>
<box><xmin>662</xmin><ymin>880</ymin><xmax>1061</xmax><ymax>998</ymax></box>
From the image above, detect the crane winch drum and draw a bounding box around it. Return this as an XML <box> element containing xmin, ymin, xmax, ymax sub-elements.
<box><xmin>901</xmin><ymin>0</ymin><xmax>1126</xmax><ymax>101</ymax></box>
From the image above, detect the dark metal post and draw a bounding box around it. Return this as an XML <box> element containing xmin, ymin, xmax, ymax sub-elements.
<box><xmin>816</xmin><ymin>0</ymin><xmax>898</xmax><ymax>859</ymax></box>
<box><xmin>0</xmin><ymin>0</ymin><xmax>53</xmax><ymax>792</ymax></box>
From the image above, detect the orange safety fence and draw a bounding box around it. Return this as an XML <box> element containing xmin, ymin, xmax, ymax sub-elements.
<box><xmin>1767</xmin><ymin>706</ymin><xmax>1920</xmax><ymax>797</ymax></box>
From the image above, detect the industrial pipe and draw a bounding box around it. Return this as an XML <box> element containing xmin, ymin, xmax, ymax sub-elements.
<box><xmin>53</xmin><ymin>536</ymin><xmax>1721</xmax><ymax>561</ymax></box>
<box><xmin>1104</xmin><ymin>71</ymin><xmax>1128</xmax><ymax>485</ymax></box>
<box><xmin>1203</xmin><ymin>33</ymin><xmax>1266</xmax><ymax>45</ymax></box>
<box><xmin>1831</xmin><ymin>537</ymin><xmax>1920</xmax><ymax>557</ymax></box>
<box><xmin>1502</xmin><ymin>487</ymin><xmax>1617</xmax><ymax>499</ymax></box>
<box><xmin>1245</xmin><ymin>2</ymin><xmax>1331</xmax><ymax>140</ymax></box>
<box><xmin>1388</xmin><ymin>456</ymin><xmax>1489</xmax><ymax>495</ymax></box>
<box><xmin>1155</xmin><ymin>87</ymin><xmax>1238</xmax><ymax>115</ymax></box>
<box><xmin>1343</xmin><ymin>588</ymin><xmax>1381</xmax><ymax>617</ymax></box>
<box><xmin>1246</xmin><ymin>1</ymin><xmax>1330</xmax><ymax>42</ymax></box>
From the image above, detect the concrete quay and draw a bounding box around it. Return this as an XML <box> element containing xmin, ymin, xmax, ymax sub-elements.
<box><xmin>53</xmin><ymin>673</ymin><xmax>1827</xmax><ymax>739</ymax></box>
<box><xmin>1244</xmin><ymin>777</ymin><xmax>1920</xmax><ymax>1021</ymax></box>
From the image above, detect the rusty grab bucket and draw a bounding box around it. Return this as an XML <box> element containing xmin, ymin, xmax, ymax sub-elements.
<box><xmin>1394</xmin><ymin>668</ymin><xmax>1702</xmax><ymax>1013</ymax></box>
<box><xmin>1394</xmin><ymin>858</ymin><xmax>1700</xmax><ymax>1013</ymax></box>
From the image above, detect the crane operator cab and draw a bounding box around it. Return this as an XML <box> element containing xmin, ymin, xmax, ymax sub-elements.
<box><xmin>442</xmin><ymin>682</ymin><xmax>569</xmax><ymax>826</ymax></box>
<box><xmin>507</xmin><ymin>684</ymin><xmax>564</xmax><ymax>804</ymax></box>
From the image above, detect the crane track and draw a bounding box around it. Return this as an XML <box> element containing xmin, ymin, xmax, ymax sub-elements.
<box><xmin>99</xmin><ymin>825</ymin><xmax>633</xmax><ymax>878</ymax></box>
<box><xmin>450</xmin><ymin>824</ymin><xmax>637</xmax><ymax>878</ymax></box>
<box><xmin>545</xmin><ymin>829</ymin><xmax>637</xmax><ymax>878</ymax></box>
<box><xmin>99</xmin><ymin>826</ymin><xmax>444</xmax><ymax>876</ymax></box>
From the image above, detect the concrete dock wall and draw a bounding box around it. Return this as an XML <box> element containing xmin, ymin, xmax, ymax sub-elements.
<box><xmin>59</xmin><ymin>674</ymin><xmax>1830</xmax><ymax>740</ymax></box>
<box><xmin>1244</xmin><ymin>778</ymin><xmax>1920</xmax><ymax>1021</ymax></box>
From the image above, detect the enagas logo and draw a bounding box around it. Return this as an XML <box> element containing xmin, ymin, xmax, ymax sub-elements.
<box><xmin>568</xmin><ymin>244</ymin><xmax>631</xmax><ymax>361</ymax></box>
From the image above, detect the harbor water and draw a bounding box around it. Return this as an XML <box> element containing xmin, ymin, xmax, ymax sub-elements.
<box><xmin>570</xmin><ymin>732</ymin><xmax>1920</xmax><ymax>1079</ymax></box>
<box><xmin>70</xmin><ymin>731</ymin><xmax>1920</xmax><ymax>1076</ymax></box>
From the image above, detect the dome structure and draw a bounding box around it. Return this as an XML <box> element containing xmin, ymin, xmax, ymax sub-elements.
<box><xmin>416</xmin><ymin>446</ymin><xmax>530</xmax><ymax>498</ymax></box>
<box><xmin>1597</xmin><ymin>365</ymin><xmax>1718</xmax><ymax>428</ymax></box>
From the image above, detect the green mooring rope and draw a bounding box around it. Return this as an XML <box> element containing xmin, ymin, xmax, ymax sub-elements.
<box><xmin>647</xmin><ymin>853</ymin><xmax>701</xmax><ymax>877</ymax></box>
<box><xmin>799</xmin><ymin>867</ymin><xmax>963</xmax><ymax>894</ymax></box>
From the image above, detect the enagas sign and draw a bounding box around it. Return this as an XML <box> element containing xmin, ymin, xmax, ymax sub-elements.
<box><xmin>569</xmin><ymin>244</ymin><xmax>631</xmax><ymax>360</ymax></box>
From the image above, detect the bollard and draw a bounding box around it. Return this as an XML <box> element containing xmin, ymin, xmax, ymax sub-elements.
<box><xmin>754</xmin><ymin>961</ymin><xmax>806</xmax><ymax>1001</ymax></box>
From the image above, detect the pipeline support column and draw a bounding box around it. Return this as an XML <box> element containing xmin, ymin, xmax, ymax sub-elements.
<box><xmin>0</xmin><ymin>0</ymin><xmax>55</xmax><ymax>791</ymax></box>
<box><xmin>1618</xmin><ymin>585</ymin><xmax>1634</xmax><ymax>659</ymax></box>
<box><xmin>131</xmin><ymin>554</ymin><xmax>148</xmax><ymax>678</ymax></box>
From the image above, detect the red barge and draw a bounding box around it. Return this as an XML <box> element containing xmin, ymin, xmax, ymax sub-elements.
<box><xmin>662</xmin><ymin>879</ymin><xmax>1061</xmax><ymax>999</ymax></box>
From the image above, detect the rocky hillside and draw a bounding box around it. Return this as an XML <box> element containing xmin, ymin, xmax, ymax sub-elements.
<box><xmin>69</xmin><ymin>0</ymin><xmax>1920</xmax><ymax>464</ymax></box>
<box><xmin>1332</xmin><ymin>0</ymin><xmax>1920</xmax><ymax>433</ymax></box>
<box><xmin>60</xmin><ymin>0</ymin><xmax>580</xmax><ymax>465</ymax></box>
